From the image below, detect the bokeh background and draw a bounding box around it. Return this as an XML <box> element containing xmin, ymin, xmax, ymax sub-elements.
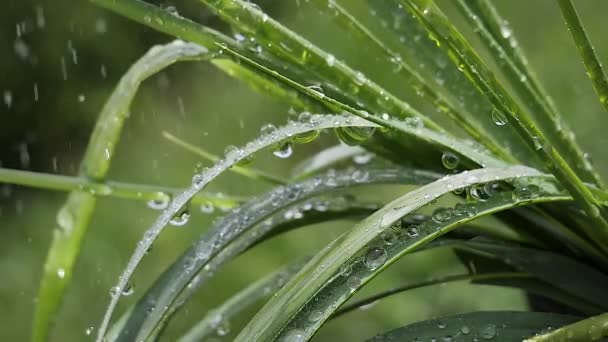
<box><xmin>1</xmin><ymin>0</ymin><xmax>608</xmax><ymax>340</ymax></box>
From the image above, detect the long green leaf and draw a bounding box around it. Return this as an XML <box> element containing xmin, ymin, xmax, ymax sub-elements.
<box><xmin>454</xmin><ymin>0</ymin><xmax>605</xmax><ymax>189</ymax></box>
<box><xmin>398</xmin><ymin>0</ymin><xmax>608</xmax><ymax>248</ymax></box>
<box><xmin>557</xmin><ymin>0</ymin><xmax>608</xmax><ymax>115</ymax></box>
<box><xmin>236</xmin><ymin>166</ymin><xmax>571</xmax><ymax>341</ymax></box>
<box><xmin>32</xmin><ymin>40</ymin><xmax>212</xmax><ymax>342</ymax></box>
<box><xmin>367</xmin><ymin>311</ymin><xmax>579</xmax><ymax>341</ymax></box>
<box><xmin>115</xmin><ymin>167</ymin><xmax>441</xmax><ymax>341</ymax></box>
<box><xmin>525</xmin><ymin>312</ymin><xmax>608</xmax><ymax>342</ymax></box>
<box><xmin>95</xmin><ymin>114</ymin><xmax>385</xmax><ymax>341</ymax></box>
<box><xmin>0</xmin><ymin>167</ymin><xmax>243</xmax><ymax>208</ymax></box>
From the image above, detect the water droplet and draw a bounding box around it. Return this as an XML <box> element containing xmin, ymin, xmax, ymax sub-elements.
<box><xmin>352</xmin><ymin>169</ymin><xmax>369</xmax><ymax>183</ymax></box>
<box><xmin>325</xmin><ymin>54</ymin><xmax>336</xmax><ymax>66</ymax></box>
<box><xmin>500</xmin><ymin>22</ymin><xmax>512</xmax><ymax>38</ymax></box>
<box><xmin>56</xmin><ymin>268</ymin><xmax>66</xmax><ymax>279</ymax></box>
<box><xmin>533</xmin><ymin>136</ymin><xmax>544</xmax><ymax>150</ymax></box>
<box><xmin>381</xmin><ymin>231</ymin><xmax>397</xmax><ymax>245</ymax></box>
<box><xmin>192</xmin><ymin>173</ymin><xmax>203</xmax><ymax>186</ymax></box>
<box><xmin>147</xmin><ymin>192</ymin><xmax>171</xmax><ymax>210</ymax></box>
<box><xmin>282</xmin><ymin>329</ymin><xmax>306</xmax><ymax>342</ymax></box>
<box><xmin>306</xmin><ymin>84</ymin><xmax>325</xmax><ymax>98</ymax></box>
<box><xmin>273</xmin><ymin>142</ymin><xmax>293</xmax><ymax>158</ymax></box>
<box><xmin>340</xmin><ymin>264</ymin><xmax>353</xmax><ymax>277</ymax></box>
<box><xmin>169</xmin><ymin>211</ymin><xmax>190</xmax><ymax>227</ymax></box>
<box><xmin>432</xmin><ymin>207</ymin><xmax>453</xmax><ymax>223</ymax></box>
<box><xmin>364</xmin><ymin>247</ymin><xmax>388</xmax><ymax>270</ymax></box>
<box><xmin>308</xmin><ymin>310</ymin><xmax>324</xmax><ymax>322</ymax></box>
<box><xmin>353</xmin><ymin>153</ymin><xmax>374</xmax><ymax>164</ymax></box>
<box><xmin>85</xmin><ymin>326</ymin><xmax>94</xmax><ymax>336</ymax></box>
<box><xmin>260</xmin><ymin>123</ymin><xmax>277</xmax><ymax>136</ymax></box>
<box><xmin>465</xmin><ymin>204</ymin><xmax>478</xmax><ymax>217</ymax></box>
<box><xmin>200</xmin><ymin>202</ymin><xmax>215</xmax><ymax>214</ymax></box>
<box><xmin>293</xmin><ymin>129</ymin><xmax>319</xmax><ymax>144</ymax></box>
<box><xmin>441</xmin><ymin>152</ymin><xmax>459</xmax><ymax>170</ymax></box>
<box><xmin>335</xmin><ymin>126</ymin><xmax>376</xmax><ymax>145</ymax></box>
<box><xmin>491</xmin><ymin>108</ymin><xmax>508</xmax><ymax>126</ymax></box>
<box><xmin>480</xmin><ymin>323</ymin><xmax>497</xmax><ymax>339</ymax></box>
<box><xmin>453</xmin><ymin>203</ymin><xmax>467</xmax><ymax>216</ymax></box>
<box><xmin>346</xmin><ymin>275</ymin><xmax>361</xmax><ymax>289</ymax></box>
<box><xmin>460</xmin><ymin>325</ymin><xmax>470</xmax><ymax>334</ymax></box>
<box><xmin>512</xmin><ymin>184</ymin><xmax>540</xmax><ymax>201</ymax></box>
<box><xmin>437</xmin><ymin>321</ymin><xmax>447</xmax><ymax>329</ymax></box>
<box><xmin>109</xmin><ymin>286</ymin><xmax>120</xmax><ymax>297</ymax></box>
<box><xmin>122</xmin><ymin>283</ymin><xmax>135</xmax><ymax>296</ymax></box>
<box><xmin>407</xmin><ymin>225</ymin><xmax>420</xmax><ymax>237</ymax></box>
<box><xmin>469</xmin><ymin>184</ymin><xmax>491</xmax><ymax>202</ymax></box>
<box><xmin>216</xmin><ymin>320</ymin><xmax>230</xmax><ymax>336</ymax></box>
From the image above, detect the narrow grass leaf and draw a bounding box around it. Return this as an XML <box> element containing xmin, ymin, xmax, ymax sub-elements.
<box><xmin>525</xmin><ymin>312</ymin><xmax>608</xmax><ymax>342</ymax></box>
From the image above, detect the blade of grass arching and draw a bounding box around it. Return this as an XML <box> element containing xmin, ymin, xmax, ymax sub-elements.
<box><xmin>367</xmin><ymin>311</ymin><xmax>579</xmax><ymax>342</ymax></box>
<box><xmin>162</xmin><ymin>131</ymin><xmax>287</xmax><ymax>185</ymax></box>
<box><xmin>308</xmin><ymin>0</ymin><xmax>516</xmax><ymax>164</ymax></box>
<box><xmin>398</xmin><ymin>0</ymin><xmax>608</xmax><ymax>248</ymax></box>
<box><xmin>235</xmin><ymin>166</ymin><xmax>572</xmax><ymax>341</ymax></box>
<box><xmin>454</xmin><ymin>0</ymin><xmax>605</xmax><ymax>189</ymax></box>
<box><xmin>557</xmin><ymin>0</ymin><xmax>608</xmax><ymax>114</ymax></box>
<box><xmin>0</xmin><ymin>167</ymin><xmax>244</xmax><ymax>208</ymax></box>
<box><xmin>332</xmin><ymin>271</ymin><xmax>531</xmax><ymax>319</ymax></box>
<box><xmin>526</xmin><ymin>312</ymin><xmax>608</xmax><ymax>342</ymax></box>
<box><xmin>198</xmin><ymin>0</ymin><xmax>445</xmax><ymax>131</ymax></box>
<box><xmin>94</xmin><ymin>114</ymin><xmax>397</xmax><ymax>342</ymax></box>
<box><xmin>178</xmin><ymin>258</ymin><xmax>310</xmax><ymax>342</ymax></box>
<box><xmin>31</xmin><ymin>40</ymin><xmax>212</xmax><ymax>342</ymax></box>
<box><xmin>364</xmin><ymin>0</ymin><xmax>539</xmax><ymax>166</ymax></box>
<box><xmin>114</xmin><ymin>167</ymin><xmax>443</xmax><ymax>342</ymax></box>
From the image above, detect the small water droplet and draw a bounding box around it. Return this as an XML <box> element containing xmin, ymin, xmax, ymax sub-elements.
<box><xmin>441</xmin><ymin>152</ymin><xmax>459</xmax><ymax>170</ymax></box>
<box><xmin>480</xmin><ymin>323</ymin><xmax>497</xmax><ymax>339</ymax></box>
<box><xmin>122</xmin><ymin>283</ymin><xmax>135</xmax><ymax>296</ymax></box>
<box><xmin>460</xmin><ymin>325</ymin><xmax>470</xmax><ymax>334</ymax></box>
<box><xmin>491</xmin><ymin>108</ymin><xmax>508</xmax><ymax>126</ymax></box>
<box><xmin>325</xmin><ymin>54</ymin><xmax>336</xmax><ymax>66</ymax></box>
<box><xmin>346</xmin><ymin>275</ymin><xmax>361</xmax><ymax>289</ymax></box>
<box><xmin>364</xmin><ymin>247</ymin><xmax>388</xmax><ymax>270</ymax></box>
<box><xmin>353</xmin><ymin>153</ymin><xmax>374</xmax><ymax>164</ymax></box>
<box><xmin>56</xmin><ymin>268</ymin><xmax>66</xmax><ymax>279</ymax></box>
<box><xmin>260</xmin><ymin>123</ymin><xmax>277</xmax><ymax>136</ymax></box>
<box><xmin>200</xmin><ymin>202</ymin><xmax>215</xmax><ymax>214</ymax></box>
<box><xmin>216</xmin><ymin>320</ymin><xmax>230</xmax><ymax>336</ymax></box>
<box><xmin>147</xmin><ymin>192</ymin><xmax>171</xmax><ymax>210</ymax></box>
<box><xmin>273</xmin><ymin>142</ymin><xmax>293</xmax><ymax>158</ymax></box>
<box><xmin>85</xmin><ymin>326</ymin><xmax>94</xmax><ymax>336</ymax></box>
<box><xmin>512</xmin><ymin>184</ymin><xmax>540</xmax><ymax>201</ymax></box>
<box><xmin>407</xmin><ymin>225</ymin><xmax>419</xmax><ymax>237</ymax></box>
<box><xmin>437</xmin><ymin>321</ymin><xmax>447</xmax><ymax>329</ymax></box>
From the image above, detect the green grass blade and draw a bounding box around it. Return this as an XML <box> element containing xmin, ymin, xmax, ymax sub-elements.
<box><xmin>399</xmin><ymin>0</ymin><xmax>608</xmax><ymax>248</ymax></box>
<box><xmin>198</xmin><ymin>0</ymin><xmax>443</xmax><ymax>131</ymax></box>
<box><xmin>454</xmin><ymin>0</ymin><xmax>605</xmax><ymax>189</ymax></box>
<box><xmin>308</xmin><ymin>0</ymin><xmax>515</xmax><ymax>163</ymax></box>
<box><xmin>32</xmin><ymin>40</ymin><xmax>212</xmax><ymax>342</ymax></box>
<box><xmin>235</xmin><ymin>166</ymin><xmax>571</xmax><ymax>341</ymax></box>
<box><xmin>367</xmin><ymin>311</ymin><xmax>579</xmax><ymax>341</ymax></box>
<box><xmin>526</xmin><ymin>312</ymin><xmax>608</xmax><ymax>342</ymax></box>
<box><xmin>114</xmin><ymin>167</ymin><xmax>441</xmax><ymax>341</ymax></box>
<box><xmin>0</xmin><ymin>167</ymin><xmax>243</xmax><ymax>208</ymax></box>
<box><xmin>557</xmin><ymin>0</ymin><xmax>608</xmax><ymax>114</ymax></box>
<box><xmin>94</xmin><ymin>114</ymin><xmax>388</xmax><ymax>341</ymax></box>
<box><xmin>162</xmin><ymin>131</ymin><xmax>287</xmax><ymax>185</ymax></box>
<box><xmin>333</xmin><ymin>271</ymin><xmax>530</xmax><ymax>319</ymax></box>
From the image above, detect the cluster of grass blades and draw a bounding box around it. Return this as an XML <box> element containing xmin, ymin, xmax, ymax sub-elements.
<box><xmin>2</xmin><ymin>0</ymin><xmax>608</xmax><ymax>341</ymax></box>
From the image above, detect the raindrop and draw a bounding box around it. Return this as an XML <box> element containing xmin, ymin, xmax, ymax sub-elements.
<box><xmin>469</xmin><ymin>184</ymin><xmax>491</xmax><ymax>202</ymax></box>
<box><xmin>56</xmin><ymin>268</ymin><xmax>66</xmax><ymax>279</ymax></box>
<box><xmin>192</xmin><ymin>173</ymin><xmax>203</xmax><ymax>186</ymax></box>
<box><xmin>109</xmin><ymin>286</ymin><xmax>120</xmax><ymax>297</ymax></box>
<box><xmin>335</xmin><ymin>126</ymin><xmax>376</xmax><ymax>145</ymax></box>
<box><xmin>441</xmin><ymin>152</ymin><xmax>459</xmax><ymax>170</ymax></box>
<box><xmin>282</xmin><ymin>329</ymin><xmax>306</xmax><ymax>342</ymax></box>
<box><xmin>512</xmin><ymin>184</ymin><xmax>540</xmax><ymax>201</ymax></box>
<box><xmin>346</xmin><ymin>275</ymin><xmax>361</xmax><ymax>289</ymax></box>
<box><xmin>491</xmin><ymin>108</ymin><xmax>508</xmax><ymax>126</ymax></box>
<box><xmin>273</xmin><ymin>142</ymin><xmax>293</xmax><ymax>158</ymax></box>
<box><xmin>432</xmin><ymin>207</ymin><xmax>453</xmax><ymax>223</ymax></box>
<box><xmin>407</xmin><ymin>225</ymin><xmax>419</xmax><ymax>237</ymax></box>
<box><xmin>306</xmin><ymin>84</ymin><xmax>325</xmax><ymax>98</ymax></box>
<box><xmin>533</xmin><ymin>136</ymin><xmax>544</xmax><ymax>150</ymax></box>
<box><xmin>78</xmin><ymin>94</ymin><xmax>86</xmax><ymax>102</ymax></box>
<box><xmin>364</xmin><ymin>247</ymin><xmax>387</xmax><ymax>270</ymax></box>
<box><xmin>216</xmin><ymin>320</ymin><xmax>230</xmax><ymax>336</ymax></box>
<box><xmin>453</xmin><ymin>203</ymin><xmax>467</xmax><ymax>216</ymax></box>
<box><xmin>460</xmin><ymin>325</ymin><xmax>470</xmax><ymax>335</ymax></box>
<box><xmin>325</xmin><ymin>54</ymin><xmax>336</xmax><ymax>66</ymax></box>
<box><xmin>169</xmin><ymin>211</ymin><xmax>190</xmax><ymax>227</ymax></box>
<box><xmin>437</xmin><ymin>321</ymin><xmax>447</xmax><ymax>329</ymax></box>
<box><xmin>260</xmin><ymin>123</ymin><xmax>277</xmax><ymax>136</ymax></box>
<box><xmin>381</xmin><ymin>231</ymin><xmax>397</xmax><ymax>245</ymax></box>
<box><xmin>200</xmin><ymin>202</ymin><xmax>215</xmax><ymax>214</ymax></box>
<box><xmin>147</xmin><ymin>192</ymin><xmax>171</xmax><ymax>210</ymax></box>
<box><xmin>293</xmin><ymin>128</ymin><xmax>319</xmax><ymax>144</ymax></box>
<box><xmin>465</xmin><ymin>204</ymin><xmax>478</xmax><ymax>217</ymax></box>
<box><xmin>308</xmin><ymin>310</ymin><xmax>324</xmax><ymax>322</ymax></box>
<box><xmin>122</xmin><ymin>284</ymin><xmax>135</xmax><ymax>296</ymax></box>
<box><xmin>480</xmin><ymin>323</ymin><xmax>497</xmax><ymax>339</ymax></box>
<box><xmin>353</xmin><ymin>153</ymin><xmax>374</xmax><ymax>164</ymax></box>
<box><xmin>500</xmin><ymin>22</ymin><xmax>512</xmax><ymax>39</ymax></box>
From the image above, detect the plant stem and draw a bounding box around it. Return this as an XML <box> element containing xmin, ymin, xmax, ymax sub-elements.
<box><xmin>0</xmin><ymin>167</ymin><xmax>242</xmax><ymax>207</ymax></box>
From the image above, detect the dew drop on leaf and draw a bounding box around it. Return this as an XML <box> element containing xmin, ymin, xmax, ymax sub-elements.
<box><xmin>441</xmin><ymin>152</ymin><xmax>459</xmax><ymax>170</ymax></box>
<box><xmin>364</xmin><ymin>247</ymin><xmax>387</xmax><ymax>271</ymax></box>
<box><xmin>169</xmin><ymin>211</ymin><xmax>190</xmax><ymax>227</ymax></box>
<box><xmin>273</xmin><ymin>142</ymin><xmax>293</xmax><ymax>158</ymax></box>
<box><xmin>491</xmin><ymin>108</ymin><xmax>508</xmax><ymax>126</ymax></box>
<box><xmin>334</xmin><ymin>126</ymin><xmax>376</xmax><ymax>145</ymax></box>
<box><xmin>432</xmin><ymin>207</ymin><xmax>453</xmax><ymax>223</ymax></box>
<box><xmin>512</xmin><ymin>184</ymin><xmax>540</xmax><ymax>201</ymax></box>
<box><xmin>147</xmin><ymin>192</ymin><xmax>171</xmax><ymax>210</ymax></box>
<box><xmin>480</xmin><ymin>323</ymin><xmax>497</xmax><ymax>339</ymax></box>
<box><xmin>260</xmin><ymin>123</ymin><xmax>277</xmax><ymax>136</ymax></box>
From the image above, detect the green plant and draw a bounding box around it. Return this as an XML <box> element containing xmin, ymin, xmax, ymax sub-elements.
<box><xmin>3</xmin><ymin>0</ymin><xmax>608</xmax><ymax>341</ymax></box>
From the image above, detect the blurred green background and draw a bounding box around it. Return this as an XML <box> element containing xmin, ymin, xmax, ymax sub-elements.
<box><xmin>1</xmin><ymin>0</ymin><xmax>608</xmax><ymax>340</ymax></box>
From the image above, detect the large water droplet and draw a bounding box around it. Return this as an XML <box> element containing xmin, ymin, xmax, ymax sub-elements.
<box><xmin>346</xmin><ymin>275</ymin><xmax>361</xmax><ymax>289</ymax></box>
<box><xmin>147</xmin><ymin>192</ymin><xmax>171</xmax><ymax>210</ymax></box>
<box><xmin>441</xmin><ymin>152</ymin><xmax>459</xmax><ymax>170</ymax></box>
<box><xmin>480</xmin><ymin>323</ymin><xmax>497</xmax><ymax>339</ymax></box>
<box><xmin>432</xmin><ymin>207</ymin><xmax>453</xmax><ymax>223</ymax></box>
<box><xmin>260</xmin><ymin>123</ymin><xmax>277</xmax><ymax>136</ymax></box>
<box><xmin>512</xmin><ymin>184</ymin><xmax>540</xmax><ymax>201</ymax></box>
<box><xmin>122</xmin><ymin>283</ymin><xmax>135</xmax><ymax>296</ymax></box>
<box><xmin>273</xmin><ymin>142</ymin><xmax>293</xmax><ymax>158</ymax></box>
<box><xmin>491</xmin><ymin>108</ymin><xmax>508</xmax><ymax>126</ymax></box>
<box><xmin>334</xmin><ymin>126</ymin><xmax>376</xmax><ymax>145</ymax></box>
<box><xmin>169</xmin><ymin>211</ymin><xmax>190</xmax><ymax>227</ymax></box>
<box><xmin>364</xmin><ymin>247</ymin><xmax>388</xmax><ymax>270</ymax></box>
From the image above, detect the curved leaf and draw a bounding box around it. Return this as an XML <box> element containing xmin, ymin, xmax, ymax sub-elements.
<box><xmin>367</xmin><ymin>311</ymin><xmax>579</xmax><ymax>341</ymax></box>
<box><xmin>115</xmin><ymin>167</ymin><xmax>442</xmax><ymax>341</ymax></box>
<box><xmin>236</xmin><ymin>166</ymin><xmax>571</xmax><ymax>341</ymax></box>
<box><xmin>526</xmin><ymin>312</ymin><xmax>608</xmax><ymax>342</ymax></box>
